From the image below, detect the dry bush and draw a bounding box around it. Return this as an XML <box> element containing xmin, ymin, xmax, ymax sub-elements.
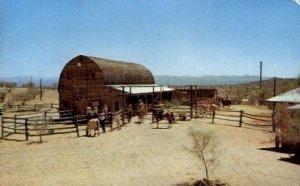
<box><xmin>13</xmin><ymin>87</ymin><xmax>39</xmax><ymax>105</ymax></box>
<box><xmin>189</xmin><ymin>129</ymin><xmax>217</xmax><ymax>182</ymax></box>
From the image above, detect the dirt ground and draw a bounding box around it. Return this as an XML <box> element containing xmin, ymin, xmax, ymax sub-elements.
<box><xmin>0</xmin><ymin>105</ymin><xmax>300</xmax><ymax>186</ymax></box>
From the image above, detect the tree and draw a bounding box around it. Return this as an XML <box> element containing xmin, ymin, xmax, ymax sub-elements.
<box><xmin>189</xmin><ymin>129</ymin><xmax>216</xmax><ymax>182</ymax></box>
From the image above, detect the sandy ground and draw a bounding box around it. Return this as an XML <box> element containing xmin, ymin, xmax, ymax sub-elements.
<box><xmin>0</xmin><ymin>105</ymin><xmax>300</xmax><ymax>186</ymax></box>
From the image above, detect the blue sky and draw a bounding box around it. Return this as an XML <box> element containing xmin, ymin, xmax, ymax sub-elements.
<box><xmin>0</xmin><ymin>0</ymin><xmax>299</xmax><ymax>78</ymax></box>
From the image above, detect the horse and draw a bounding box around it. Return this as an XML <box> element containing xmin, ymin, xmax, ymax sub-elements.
<box><xmin>151</xmin><ymin>108</ymin><xmax>175</xmax><ymax>128</ymax></box>
<box><xmin>218</xmin><ymin>98</ymin><xmax>232</xmax><ymax>108</ymax></box>
<box><xmin>86</xmin><ymin>118</ymin><xmax>100</xmax><ymax>137</ymax></box>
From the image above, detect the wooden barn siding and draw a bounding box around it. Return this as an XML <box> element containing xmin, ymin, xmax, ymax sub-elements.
<box><xmin>59</xmin><ymin>58</ymin><xmax>107</xmax><ymax>114</ymax></box>
<box><xmin>59</xmin><ymin>56</ymin><xmax>157</xmax><ymax>114</ymax></box>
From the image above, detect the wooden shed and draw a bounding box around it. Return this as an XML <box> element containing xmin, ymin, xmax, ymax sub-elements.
<box><xmin>58</xmin><ymin>55</ymin><xmax>172</xmax><ymax>114</ymax></box>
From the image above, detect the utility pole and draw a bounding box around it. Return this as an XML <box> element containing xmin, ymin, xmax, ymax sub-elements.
<box><xmin>259</xmin><ymin>61</ymin><xmax>263</xmax><ymax>106</ymax></box>
<box><xmin>30</xmin><ymin>76</ymin><xmax>33</xmax><ymax>87</ymax></box>
<box><xmin>259</xmin><ymin>61</ymin><xmax>262</xmax><ymax>89</ymax></box>
<box><xmin>272</xmin><ymin>77</ymin><xmax>277</xmax><ymax>132</ymax></box>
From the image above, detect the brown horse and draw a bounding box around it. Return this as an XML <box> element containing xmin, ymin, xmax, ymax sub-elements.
<box><xmin>218</xmin><ymin>98</ymin><xmax>232</xmax><ymax>108</ymax></box>
<box><xmin>151</xmin><ymin>108</ymin><xmax>175</xmax><ymax>128</ymax></box>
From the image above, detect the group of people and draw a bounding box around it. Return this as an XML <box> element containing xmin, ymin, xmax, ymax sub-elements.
<box><xmin>85</xmin><ymin>99</ymin><xmax>146</xmax><ymax>134</ymax></box>
<box><xmin>127</xmin><ymin>99</ymin><xmax>145</xmax><ymax>124</ymax></box>
<box><xmin>86</xmin><ymin>104</ymin><xmax>109</xmax><ymax>133</ymax></box>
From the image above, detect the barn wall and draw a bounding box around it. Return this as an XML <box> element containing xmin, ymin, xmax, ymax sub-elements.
<box><xmin>58</xmin><ymin>55</ymin><xmax>158</xmax><ymax>115</ymax></box>
<box><xmin>59</xmin><ymin>57</ymin><xmax>106</xmax><ymax>114</ymax></box>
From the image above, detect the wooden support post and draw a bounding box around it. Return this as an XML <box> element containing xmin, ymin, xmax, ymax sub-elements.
<box><xmin>25</xmin><ymin>118</ymin><xmax>29</xmax><ymax>141</ymax></box>
<box><xmin>212</xmin><ymin>110</ymin><xmax>215</xmax><ymax>124</ymax></box>
<box><xmin>74</xmin><ymin>116</ymin><xmax>79</xmax><ymax>137</ymax></box>
<box><xmin>152</xmin><ymin>86</ymin><xmax>155</xmax><ymax>123</ymax></box>
<box><xmin>51</xmin><ymin>103</ymin><xmax>53</xmax><ymax>108</ymax></box>
<box><xmin>272</xmin><ymin>77</ymin><xmax>277</xmax><ymax>132</ymax></box>
<box><xmin>122</xmin><ymin>86</ymin><xmax>125</xmax><ymax>125</ymax></box>
<box><xmin>17</xmin><ymin>104</ymin><xmax>20</xmax><ymax>111</ymax></box>
<box><xmin>239</xmin><ymin>110</ymin><xmax>243</xmax><ymax>127</ymax></box>
<box><xmin>160</xmin><ymin>85</ymin><xmax>163</xmax><ymax>104</ymax></box>
<box><xmin>190</xmin><ymin>85</ymin><xmax>193</xmax><ymax>119</ymax></box>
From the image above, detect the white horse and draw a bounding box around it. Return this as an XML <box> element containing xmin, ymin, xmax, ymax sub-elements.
<box><xmin>86</xmin><ymin>118</ymin><xmax>100</xmax><ymax>137</ymax></box>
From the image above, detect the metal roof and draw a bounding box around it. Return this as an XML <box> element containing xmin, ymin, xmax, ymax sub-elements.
<box><xmin>266</xmin><ymin>87</ymin><xmax>300</xmax><ymax>103</ymax></box>
<box><xmin>288</xmin><ymin>104</ymin><xmax>300</xmax><ymax>110</ymax></box>
<box><xmin>108</xmin><ymin>84</ymin><xmax>174</xmax><ymax>94</ymax></box>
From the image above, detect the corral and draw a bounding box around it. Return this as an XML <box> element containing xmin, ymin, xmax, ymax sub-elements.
<box><xmin>0</xmin><ymin>102</ymin><xmax>299</xmax><ymax>185</ymax></box>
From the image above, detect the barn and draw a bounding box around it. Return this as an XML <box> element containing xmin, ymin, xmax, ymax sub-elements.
<box><xmin>58</xmin><ymin>55</ymin><xmax>173</xmax><ymax>114</ymax></box>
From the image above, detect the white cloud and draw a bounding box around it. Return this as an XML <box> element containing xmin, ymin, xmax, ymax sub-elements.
<box><xmin>293</xmin><ymin>0</ymin><xmax>300</xmax><ymax>5</ymax></box>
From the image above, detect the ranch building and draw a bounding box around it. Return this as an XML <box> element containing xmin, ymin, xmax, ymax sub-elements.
<box><xmin>58</xmin><ymin>55</ymin><xmax>173</xmax><ymax>115</ymax></box>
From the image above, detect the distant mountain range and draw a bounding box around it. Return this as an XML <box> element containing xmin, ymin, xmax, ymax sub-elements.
<box><xmin>0</xmin><ymin>75</ymin><xmax>278</xmax><ymax>87</ymax></box>
<box><xmin>154</xmin><ymin>75</ymin><xmax>271</xmax><ymax>86</ymax></box>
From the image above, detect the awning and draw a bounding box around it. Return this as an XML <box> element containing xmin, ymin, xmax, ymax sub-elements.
<box><xmin>288</xmin><ymin>104</ymin><xmax>300</xmax><ymax>110</ymax></box>
<box><xmin>108</xmin><ymin>84</ymin><xmax>174</xmax><ymax>95</ymax></box>
<box><xmin>266</xmin><ymin>87</ymin><xmax>300</xmax><ymax>103</ymax></box>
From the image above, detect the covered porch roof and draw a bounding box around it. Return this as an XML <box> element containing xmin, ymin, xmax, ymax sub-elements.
<box><xmin>108</xmin><ymin>84</ymin><xmax>174</xmax><ymax>95</ymax></box>
<box><xmin>266</xmin><ymin>87</ymin><xmax>300</xmax><ymax>103</ymax></box>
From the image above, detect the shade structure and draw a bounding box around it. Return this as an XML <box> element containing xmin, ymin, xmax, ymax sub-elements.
<box><xmin>266</xmin><ymin>87</ymin><xmax>300</xmax><ymax>103</ymax></box>
<box><xmin>108</xmin><ymin>84</ymin><xmax>174</xmax><ymax>95</ymax></box>
<box><xmin>288</xmin><ymin>104</ymin><xmax>300</xmax><ymax>110</ymax></box>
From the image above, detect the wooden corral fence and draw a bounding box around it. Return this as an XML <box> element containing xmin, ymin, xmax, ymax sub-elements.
<box><xmin>1</xmin><ymin>110</ymin><xmax>77</xmax><ymax>141</ymax></box>
<box><xmin>0</xmin><ymin>109</ymin><xmax>129</xmax><ymax>141</ymax></box>
<box><xmin>211</xmin><ymin>109</ymin><xmax>274</xmax><ymax>131</ymax></box>
<box><xmin>75</xmin><ymin>109</ymin><xmax>125</xmax><ymax>132</ymax></box>
<box><xmin>150</xmin><ymin>104</ymin><xmax>192</xmax><ymax>122</ymax></box>
<box><xmin>3</xmin><ymin>103</ymin><xmax>59</xmax><ymax>112</ymax></box>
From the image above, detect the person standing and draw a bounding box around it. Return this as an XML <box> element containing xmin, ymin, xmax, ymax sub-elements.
<box><xmin>98</xmin><ymin>113</ymin><xmax>106</xmax><ymax>133</ymax></box>
<box><xmin>92</xmin><ymin>106</ymin><xmax>98</xmax><ymax>116</ymax></box>
<box><xmin>127</xmin><ymin>104</ymin><xmax>133</xmax><ymax>123</ymax></box>
<box><xmin>86</xmin><ymin>107</ymin><xmax>93</xmax><ymax>120</ymax></box>
<box><xmin>102</xmin><ymin>104</ymin><xmax>108</xmax><ymax>115</ymax></box>
<box><xmin>138</xmin><ymin>99</ymin><xmax>145</xmax><ymax>124</ymax></box>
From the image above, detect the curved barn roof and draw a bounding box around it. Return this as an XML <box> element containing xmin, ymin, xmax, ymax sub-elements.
<box><xmin>77</xmin><ymin>55</ymin><xmax>155</xmax><ymax>85</ymax></box>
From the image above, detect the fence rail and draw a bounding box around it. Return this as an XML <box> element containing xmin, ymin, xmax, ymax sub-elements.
<box><xmin>0</xmin><ymin>108</ymin><xmax>131</xmax><ymax>141</ymax></box>
<box><xmin>211</xmin><ymin>109</ymin><xmax>274</xmax><ymax>131</ymax></box>
<box><xmin>2</xmin><ymin>103</ymin><xmax>59</xmax><ymax>112</ymax></box>
<box><xmin>0</xmin><ymin>110</ymin><xmax>77</xmax><ymax>141</ymax></box>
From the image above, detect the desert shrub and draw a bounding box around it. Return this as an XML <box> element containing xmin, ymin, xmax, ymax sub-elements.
<box><xmin>13</xmin><ymin>87</ymin><xmax>39</xmax><ymax>105</ymax></box>
<box><xmin>0</xmin><ymin>81</ymin><xmax>17</xmax><ymax>88</ymax></box>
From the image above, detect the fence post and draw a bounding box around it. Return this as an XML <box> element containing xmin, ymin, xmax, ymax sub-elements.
<box><xmin>74</xmin><ymin>116</ymin><xmax>79</xmax><ymax>137</ymax></box>
<box><xmin>25</xmin><ymin>118</ymin><xmax>29</xmax><ymax>141</ymax></box>
<box><xmin>17</xmin><ymin>104</ymin><xmax>20</xmax><ymax>111</ymax></box>
<box><xmin>239</xmin><ymin>110</ymin><xmax>243</xmax><ymax>127</ymax></box>
<box><xmin>14</xmin><ymin>114</ymin><xmax>17</xmax><ymax>133</ymax></box>
<box><xmin>272</xmin><ymin>112</ymin><xmax>276</xmax><ymax>132</ymax></box>
<box><xmin>51</xmin><ymin>103</ymin><xmax>53</xmax><ymax>108</ymax></box>
<box><xmin>212</xmin><ymin>110</ymin><xmax>215</xmax><ymax>124</ymax></box>
<box><xmin>1</xmin><ymin>115</ymin><xmax>3</xmax><ymax>138</ymax></box>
